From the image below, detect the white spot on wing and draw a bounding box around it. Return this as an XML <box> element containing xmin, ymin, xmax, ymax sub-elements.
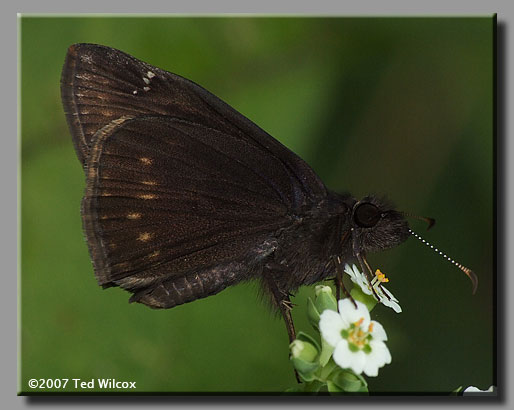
<box><xmin>80</xmin><ymin>54</ymin><xmax>93</xmax><ymax>64</ymax></box>
<box><xmin>75</xmin><ymin>73</ymin><xmax>91</xmax><ymax>80</ymax></box>
<box><xmin>143</xmin><ymin>77</ymin><xmax>150</xmax><ymax>84</ymax></box>
<box><xmin>133</xmin><ymin>90</ymin><xmax>138</xmax><ymax>95</ymax></box>
<box><xmin>147</xmin><ymin>71</ymin><xmax>155</xmax><ymax>78</ymax></box>
<box><xmin>143</xmin><ymin>86</ymin><xmax>150</xmax><ymax>92</ymax></box>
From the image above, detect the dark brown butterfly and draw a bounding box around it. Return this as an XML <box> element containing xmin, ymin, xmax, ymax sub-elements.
<box><xmin>61</xmin><ymin>44</ymin><xmax>476</xmax><ymax>343</ymax></box>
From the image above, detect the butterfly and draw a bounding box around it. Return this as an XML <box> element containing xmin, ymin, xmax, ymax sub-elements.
<box><xmin>61</xmin><ymin>44</ymin><xmax>476</xmax><ymax>343</ymax></box>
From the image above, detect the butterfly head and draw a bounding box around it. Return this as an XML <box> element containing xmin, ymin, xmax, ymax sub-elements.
<box><xmin>350</xmin><ymin>195</ymin><xmax>410</xmax><ymax>254</ymax></box>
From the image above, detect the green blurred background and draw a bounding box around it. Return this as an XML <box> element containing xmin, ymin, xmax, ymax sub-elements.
<box><xmin>20</xmin><ymin>16</ymin><xmax>494</xmax><ymax>394</ymax></box>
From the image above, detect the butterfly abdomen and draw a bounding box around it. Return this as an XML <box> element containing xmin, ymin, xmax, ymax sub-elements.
<box><xmin>124</xmin><ymin>261</ymin><xmax>245</xmax><ymax>308</ymax></box>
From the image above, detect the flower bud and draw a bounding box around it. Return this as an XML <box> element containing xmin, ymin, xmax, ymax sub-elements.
<box><xmin>314</xmin><ymin>285</ymin><xmax>337</xmax><ymax>313</ymax></box>
<box><xmin>289</xmin><ymin>339</ymin><xmax>320</xmax><ymax>380</ymax></box>
<box><xmin>290</xmin><ymin>339</ymin><xmax>318</xmax><ymax>362</ymax></box>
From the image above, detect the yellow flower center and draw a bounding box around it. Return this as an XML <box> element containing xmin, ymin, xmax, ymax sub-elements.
<box><xmin>375</xmin><ymin>269</ymin><xmax>389</xmax><ymax>283</ymax></box>
<box><xmin>343</xmin><ymin>317</ymin><xmax>374</xmax><ymax>353</ymax></box>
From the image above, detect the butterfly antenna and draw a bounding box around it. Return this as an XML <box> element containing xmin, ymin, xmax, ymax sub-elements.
<box><xmin>402</xmin><ymin>212</ymin><xmax>436</xmax><ymax>230</ymax></box>
<box><xmin>409</xmin><ymin>229</ymin><xmax>478</xmax><ymax>294</ymax></box>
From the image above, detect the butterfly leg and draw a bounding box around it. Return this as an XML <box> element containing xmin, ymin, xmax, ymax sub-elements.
<box><xmin>332</xmin><ymin>255</ymin><xmax>357</xmax><ymax>309</ymax></box>
<box><xmin>263</xmin><ymin>272</ymin><xmax>297</xmax><ymax>343</ymax></box>
<box><xmin>261</xmin><ymin>267</ymin><xmax>301</xmax><ymax>383</ymax></box>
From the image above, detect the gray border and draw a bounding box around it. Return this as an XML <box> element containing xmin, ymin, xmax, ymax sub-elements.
<box><xmin>9</xmin><ymin>0</ymin><xmax>512</xmax><ymax>409</ymax></box>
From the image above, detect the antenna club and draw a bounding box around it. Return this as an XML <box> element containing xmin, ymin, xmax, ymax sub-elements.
<box><xmin>409</xmin><ymin>229</ymin><xmax>478</xmax><ymax>294</ymax></box>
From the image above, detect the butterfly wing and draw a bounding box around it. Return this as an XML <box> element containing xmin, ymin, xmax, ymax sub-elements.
<box><xmin>61</xmin><ymin>43</ymin><xmax>325</xmax><ymax>203</ymax></box>
<box><xmin>62</xmin><ymin>44</ymin><xmax>329</xmax><ymax>308</ymax></box>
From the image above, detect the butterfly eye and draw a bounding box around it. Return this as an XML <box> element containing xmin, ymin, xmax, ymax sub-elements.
<box><xmin>354</xmin><ymin>203</ymin><xmax>381</xmax><ymax>228</ymax></box>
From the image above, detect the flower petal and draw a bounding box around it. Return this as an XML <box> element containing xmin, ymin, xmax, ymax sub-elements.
<box><xmin>362</xmin><ymin>355</ymin><xmax>380</xmax><ymax>377</ymax></box>
<box><xmin>376</xmin><ymin>285</ymin><xmax>402</xmax><ymax>313</ymax></box>
<box><xmin>344</xmin><ymin>263</ymin><xmax>356</xmax><ymax>279</ymax></box>
<box><xmin>361</xmin><ymin>340</ymin><xmax>391</xmax><ymax>377</ymax></box>
<box><xmin>348</xmin><ymin>350</ymin><xmax>366</xmax><ymax>375</ymax></box>
<box><xmin>339</xmin><ymin>299</ymin><xmax>370</xmax><ymax>328</ymax></box>
<box><xmin>332</xmin><ymin>339</ymin><xmax>351</xmax><ymax>368</ymax></box>
<box><xmin>370</xmin><ymin>340</ymin><xmax>392</xmax><ymax>365</ymax></box>
<box><xmin>345</xmin><ymin>264</ymin><xmax>373</xmax><ymax>295</ymax></box>
<box><xmin>333</xmin><ymin>340</ymin><xmax>366</xmax><ymax>375</ymax></box>
<box><xmin>463</xmin><ymin>385</ymin><xmax>495</xmax><ymax>394</ymax></box>
<box><xmin>319</xmin><ymin>309</ymin><xmax>345</xmax><ymax>347</ymax></box>
<box><xmin>370</xmin><ymin>320</ymin><xmax>388</xmax><ymax>341</ymax></box>
<box><xmin>382</xmin><ymin>298</ymin><xmax>402</xmax><ymax>313</ymax></box>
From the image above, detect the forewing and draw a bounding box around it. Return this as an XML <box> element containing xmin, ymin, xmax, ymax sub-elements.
<box><xmin>62</xmin><ymin>43</ymin><xmax>331</xmax><ymax>308</ymax></box>
<box><xmin>61</xmin><ymin>43</ymin><xmax>327</xmax><ymax>206</ymax></box>
<box><xmin>83</xmin><ymin>115</ymin><xmax>297</xmax><ymax>305</ymax></box>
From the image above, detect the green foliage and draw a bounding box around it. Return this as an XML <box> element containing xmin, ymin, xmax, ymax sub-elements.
<box><xmin>20</xmin><ymin>16</ymin><xmax>494</xmax><ymax>393</ymax></box>
<box><xmin>288</xmin><ymin>287</ymin><xmax>369</xmax><ymax>394</ymax></box>
<box><xmin>350</xmin><ymin>286</ymin><xmax>378</xmax><ymax>312</ymax></box>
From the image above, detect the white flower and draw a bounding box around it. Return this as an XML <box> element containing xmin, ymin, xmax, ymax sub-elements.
<box><xmin>344</xmin><ymin>264</ymin><xmax>402</xmax><ymax>313</ymax></box>
<box><xmin>345</xmin><ymin>264</ymin><xmax>373</xmax><ymax>295</ymax></box>
<box><xmin>463</xmin><ymin>385</ymin><xmax>496</xmax><ymax>395</ymax></box>
<box><xmin>319</xmin><ymin>298</ymin><xmax>391</xmax><ymax>377</ymax></box>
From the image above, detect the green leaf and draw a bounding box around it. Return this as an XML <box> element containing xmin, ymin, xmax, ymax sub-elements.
<box><xmin>290</xmin><ymin>357</ymin><xmax>320</xmax><ymax>381</ymax></box>
<box><xmin>319</xmin><ymin>357</ymin><xmax>338</xmax><ymax>379</ymax></box>
<box><xmin>355</xmin><ymin>384</ymin><xmax>369</xmax><ymax>394</ymax></box>
<box><xmin>307</xmin><ymin>297</ymin><xmax>321</xmax><ymax>330</ymax></box>
<box><xmin>352</xmin><ymin>371</ymin><xmax>369</xmax><ymax>388</ymax></box>
<box><xmin>350</xmin><ymin>286</ymin><xmax>377</xmax><ymax>312</ymax></box>
<box><xmin>303</xmin><ymin>380</ymin><xmax>326</xmax><ymax>393</ymax></box>
<box><xmin>330</xmin><ymin>369</ymin><xmax>367</xmax><ymax>393</ymax></box>
<box><xmin>451</xmin><ymin>385</ymin><xmax>463</xmax><ymax>395</ymax></box>
<box><xmin>327</xmin><ymin>380</ymin><xmax>344</xmax><ymax>393</ymax></box>
<box><xmin>284</xmin><ymin>384</ymin><xmax>306</xmax><ymax>393</ymax></box>
<box><xmin>318</xmin><ymin>336</ymin><xmax>335</xmax><ymax>367</ymax></box>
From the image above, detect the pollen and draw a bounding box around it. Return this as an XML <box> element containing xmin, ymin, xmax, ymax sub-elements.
<box><xmin>127</xmin><ymin>212</ymin><xmax>141</xmax><ymax>220</ymax></box>
<box><xmin>137</xmin><ymin>232</ymin><xmax>152</xmax><ymax>242</ymax></box>
<box><xmin>368</xmin><ymin>322</ymin><xmax>374</xmax><ymax>333</ymax></box>
<box><xmin>355</xmin><ymin>317</ymin><xmax>364</xmax><ymax>327</ymax></box>
<box><xmin>139</xmin><ymin>157</ymin><xmax>152</xmax><ymax>165</ymax></box>
<box><xmin>138</xmin><ymin>194</ymin><xmax>157</xmax><ymax>200</ymax></box>
<box><xmin>375</xmin><ymin>269</ymin><xmax>389</xmax><ymax>283</ymax></box>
